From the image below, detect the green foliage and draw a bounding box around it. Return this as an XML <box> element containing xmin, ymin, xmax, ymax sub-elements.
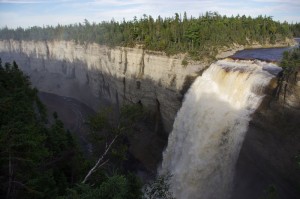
<box><xmin>96</xmin><ymin>175</ymin><xmax>128</xmax><ymax>199</ymax></box>
<box><xmin>126</xmin><ymin>173</ymin><xmax>143</xmax><ymax>199</ymax></box>
<box><xmin>276</xmin><ymin>48</ymin><xmax>300</xmax><ymax>104</ymax></box>
<box><xmin>0</xmin><ymin>60</ymin><xmax>87</xmax><ymax>198</ymax></box>
<box><xmin>120</xmin><ymin>104</ymin><xmax>145</xmax><ymax>128</ymax></box>
<box><xmin>0</xmin><ymin>60</ymin><xmax>48</xmax><ymax>198</ymax></box>
<box><xmin>143</xmin><ymin>173</ymin><xmax>175</xmax><ymax>199</ymax></box>
<box><xmin>87</xmin><ymin>104</ymin><xmax>144</xmax><ymax>146</ymax></box>
<box><xmin>290</xmin><ymin>23</ymin><xmax>300</xmax><ymax>37</ymax></box>
<box><xmin>181</xmin><ymin>58</ymin><xmax>188</xmax><ymax>67</ymax></box>
<box><xmin>280</xmin><ymin>47</ymin><xmax>300</xmax><ymax>81</ymax></box>
<box><xmin>260</xmin><ymin>185</ymin><xmax>278</xmax><ymax>199</ymax></box>
<box><xmin>80</xmin><ymin>175</ymin><xmax>128</xmax><ymax>199</ymax></box>
<box><xmin>0</xmin><ymin>60</ymin><xmax>165</xmax><ymax>199</ymax></box>
<box><xmin>61</xmin><ymin>174</ymin><xmax>142</xmax><ymax>199</ymax></box>
<box><xmin>0</xmin><ymin>12</ymin><xmax>293</xmax><ymax>60</ymax></box>
<box><xmin>87</xmin><ymin>104</ymin><xmax>144</xmax><ymax>138</ymax></box>
<box><xmin>84</xmin><ymin>104</ymin><xmax>145</xmax><ymax>183</ymax></box>
<box><xmin>88</xmin><ymin>107</ymin><xmax>111</xmax><ymax>132</ymax></box>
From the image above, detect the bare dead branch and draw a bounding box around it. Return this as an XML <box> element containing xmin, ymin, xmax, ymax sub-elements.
<box><xmin>82</xmin><ymin>135</ymin><xmax>119</xmax><ymax>184</ymax></box>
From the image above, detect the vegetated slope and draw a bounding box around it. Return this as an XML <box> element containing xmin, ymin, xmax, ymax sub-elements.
<box><xmin>290</xmin><ymin>23</ymin><xmax>300</xmax><ymax>37</ymax></box>
<box><xmin>0</xmin><ymin>60</ymin><xmax>155</xmax><ymax>199</ymax></box>
<box><xmin>280</xmin><ymin>46</ymin><xmax>300</xmax><ymax>78</ymax></box>
<box><xmin>0</xmin><ymin>60</ymin><xmax>90</xmax><ymax>198</ymax></box>
<box><xmin>0</xmin><ymin>12</ymin><xmax>293</xmax><ymax>60</ymax></box>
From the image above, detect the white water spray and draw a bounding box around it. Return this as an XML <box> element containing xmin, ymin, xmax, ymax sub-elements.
<box><xmin>161</xmin><ymin>59</ymin><xmax>280</xmax><ymax>199</ymax></box>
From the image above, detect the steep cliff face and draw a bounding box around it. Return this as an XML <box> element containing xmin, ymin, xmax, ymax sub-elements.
<box><xmin>232</xmin><ymin>71</ymin><xmax>300</xmax><ymax>199</ymax></box>
<box><xmin>282</xmin><ymin>71</ymin><xmax>300</xmax><ymax>108</ymax></box>
<box><xmin>0</xmin><ymin>39</ymin><xmax>207</xmax><ymax>132</ymax></box>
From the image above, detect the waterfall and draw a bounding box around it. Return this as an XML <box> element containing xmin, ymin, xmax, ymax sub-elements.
<box><xmin>161</xmin><ymin>58</ymin><xmax>281</xmax><ymax>199</ymax></box>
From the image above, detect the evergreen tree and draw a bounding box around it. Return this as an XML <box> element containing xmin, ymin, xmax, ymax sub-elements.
<box><xmin>0</xmin><ymin>12</ymin><xmax>294</xmax><ymax>61</ymax></box>
<box><xmin>0</xmin><ymin>60</ymin><xmax>87</xmax><ymax>198</ymax></box>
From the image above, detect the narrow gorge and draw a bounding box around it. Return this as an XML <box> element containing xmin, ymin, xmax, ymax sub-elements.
<box><xmin>0</xmin><ymin>39</ymin><xmax>299</xmax><ymax>199</ymax></box>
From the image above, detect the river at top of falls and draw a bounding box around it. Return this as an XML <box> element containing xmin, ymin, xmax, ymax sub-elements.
<box><xmin>161</xmin><ymin>58</ymin><xmax>281</xmax><ymax>199</ymax></box>
<box><xmin>231</xmin><ymin>38</ymin><xmax>300</xmax><ymax>62</ymax></box>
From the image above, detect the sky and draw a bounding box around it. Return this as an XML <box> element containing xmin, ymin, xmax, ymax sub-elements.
<box><xmin>0</xmin><ymin>0</ymin><xmax>299</xmax><ymax>28</ymax></box>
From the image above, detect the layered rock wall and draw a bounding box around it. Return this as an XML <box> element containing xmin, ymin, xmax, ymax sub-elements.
<box><xmin>0</xmin><ymin>40</ymin><xmax>207</xmax><ymax>132</ymax></box>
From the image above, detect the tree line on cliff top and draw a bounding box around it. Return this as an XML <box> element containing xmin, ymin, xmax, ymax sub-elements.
<box><xmin>0</xmin><ymin>12</ymin><xmax>296</xmax><ymax>60</ymax></box>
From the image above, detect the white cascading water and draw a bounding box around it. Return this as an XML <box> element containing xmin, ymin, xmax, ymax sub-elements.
<box><xmin>161</xmin><ymin>58</ymin><xmax>281</xmax><ymax>199</ymax></box>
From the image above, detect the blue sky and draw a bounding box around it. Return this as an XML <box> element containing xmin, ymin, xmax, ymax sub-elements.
<box><xmin>0</xmin><ymin>0</ymin><xmax>299</xmax><ymax>28</ymax></box>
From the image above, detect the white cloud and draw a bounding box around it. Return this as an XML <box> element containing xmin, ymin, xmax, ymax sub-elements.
<box><xmin>0</xmin><ymin>0</ymin><xmax>299</xmax><ymax>28</ymax></box>
<box><xmin>0</xmin><ymin>11</ymin><xmax>85</xmax><ymax>28</ymax></box>
<box><xmin>0</xmin><ymin>0</ymin><xmax>75</xmax><ymax>3</ymax></box>
<box><xmin>252</xmin><ymin>0</ymin><xmax>300</xmax><ymax>5</ymax></box>
<box><xmin>0</xmin><ymin>0</ymin><xmax>44</xmax><ymax>3</ymax></box>
<box><xmin>253</xmin><ymin>0</ymin><xmax>294</xmax><ymax>2</ymax></box>
<box><xmin>283</xmin><ymin>15</ymin><xmax>300</xmax><ymax>23</ymax></box>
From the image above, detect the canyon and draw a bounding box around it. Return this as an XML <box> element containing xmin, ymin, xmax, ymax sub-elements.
<box><xmin>0</xmin><ymin>39</ymin><xmax>300</xmax><ymax>199</ymax></box>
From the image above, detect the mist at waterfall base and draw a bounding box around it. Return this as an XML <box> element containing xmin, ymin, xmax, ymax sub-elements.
<box><xmin>161</xmin><ymin>59</ymin><xmax>280</xmax><ymax>199</ymax></box>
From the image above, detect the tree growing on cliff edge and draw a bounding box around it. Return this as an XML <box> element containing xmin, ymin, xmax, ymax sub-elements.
<box><xmin>280</xmin><ymin>46</ymin><xmax>300</xmax><ymax>78</ymax></box>
<box><xmin>277</xmin><ymin>47</ymin><xmax>300</xmax><ymax>101</ymax></box>
<box><xmin>290</xmin><ymin>23</ymin><xmax>300</xmax><ymax>37</ymax></box>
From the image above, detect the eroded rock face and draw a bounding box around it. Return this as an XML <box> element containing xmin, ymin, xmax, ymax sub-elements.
<box><xmin>0</xmin><ymin>40</ymin><xmax>207</xmax><ymax>132</ymax></box>
<box><xmin>282</xmin><ymin>71</ymin><xmax>300</xmax><ymax>109</ymax></box>
<box><xmin>232</xmin><ymin>71</ymin><xmax>300</xmax><ymax>199</ymax></box>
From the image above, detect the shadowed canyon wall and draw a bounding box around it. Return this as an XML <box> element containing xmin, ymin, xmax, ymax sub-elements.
<box><xmin>0</xmin><ymin>39</ymin><xmax>208</xmax><ymax>133</ymax></box>
<box><xmin>232</xmin><ymin>67</ymin><xmax>300</xmax><ymax>199</ymax></box>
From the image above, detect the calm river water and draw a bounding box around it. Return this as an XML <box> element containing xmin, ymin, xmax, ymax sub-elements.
<box><xmin>231</xmin><ymin>38</ymin><xmax>300</xmax><ymax>61</ymax></box>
